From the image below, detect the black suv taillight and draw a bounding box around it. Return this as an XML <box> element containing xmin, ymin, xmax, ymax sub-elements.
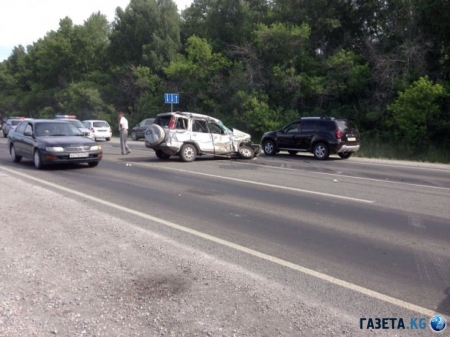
<box><xmin>335</xmin><ymin>129</ymin><xmax>341</xmax><ymax>139</ymax></box>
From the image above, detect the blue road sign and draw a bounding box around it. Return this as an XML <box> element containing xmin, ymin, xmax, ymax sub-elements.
<box><xmin>164</xmin><ymin>93</ymin><xmax>179</xmax><ymax>104</ymax></box>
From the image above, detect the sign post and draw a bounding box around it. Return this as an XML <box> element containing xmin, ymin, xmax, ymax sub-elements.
<box><xmin>164</xmin><ymin>93</ymin><xmax>179</xmax><ymax>112</ymax></box>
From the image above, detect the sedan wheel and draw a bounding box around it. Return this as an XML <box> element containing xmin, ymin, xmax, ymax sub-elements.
<box><xmin>10</xmin><ymin>145</ymin><xmax>22</xmax><ymax>163</ymax></box>
<box><xmin>263</xmin><ymin>140</ymin><xmax>276</xmax><ymax>156</ymax></box>
<box><xmin>33</xmin><ymin>149</ymin><xmax>44</xmax><ymax>169</ymax></box>
<box><xmin>131</xmin><ymin>131</ymin><xmax>137</xmax><ymax>141</ymax></box>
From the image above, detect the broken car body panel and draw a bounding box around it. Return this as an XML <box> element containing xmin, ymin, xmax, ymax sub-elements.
<box><xmin>145</xmin><ymin>112</ymin><xmax>261</xmax><ymax>160</ymax></box>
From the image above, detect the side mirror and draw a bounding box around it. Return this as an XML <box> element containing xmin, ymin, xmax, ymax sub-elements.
<box><xmin>24</xmin><ymin>131</ymin><xmax>33</xmax><ymax>137</ymax></box>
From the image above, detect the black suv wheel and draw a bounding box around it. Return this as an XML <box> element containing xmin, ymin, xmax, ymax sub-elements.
<box><xmin>263</xmin><ymin>139</ymin><xmax>276</xmax><ymax>156</ymax></box>
<box><xmin>313</xmin><ymin>143</ymin><xmax>329</xmax><ymax>160</ymax></box>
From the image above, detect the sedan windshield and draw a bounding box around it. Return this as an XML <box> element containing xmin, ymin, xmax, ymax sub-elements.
<box><xmin>35</xmin><ymin>122</ymin><xmax>81</xmax><ymax>137</ymax></box>
<box><xmin>11</xmin><ymin>120</ymin><xmax>22</xmax><ymax>126</ymax></box>
<box><xmin>67</xmin><ymin>120</ymin><xmax>86</xmax><ymax>129</ymax></box>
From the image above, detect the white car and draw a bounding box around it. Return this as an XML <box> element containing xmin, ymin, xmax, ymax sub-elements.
<box><xmin>144</xmin><ymin>112</ymin><xmax>261</xmax><ymax>162</ymax></box>
<box><xmin>82</xmin><ymin>120</ymin><xmax>112</xmax><ymax>141</ymax></box>
<box><xmin>54</xmin><ymin>115</ymin><xmax>95</xmax><ymax>140</ymax></box>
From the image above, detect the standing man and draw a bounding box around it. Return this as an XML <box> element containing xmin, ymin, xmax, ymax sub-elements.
<box><xmin>118</xmin><ymin>112</ymin><xmax>131</xmax><ymax>155</ymax></box>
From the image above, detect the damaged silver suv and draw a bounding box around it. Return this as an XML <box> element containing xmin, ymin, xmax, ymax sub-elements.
<box><xmin>144</xmin><ymin>112</ymin><xmax>261</xmax><ymax>162</ymax></box>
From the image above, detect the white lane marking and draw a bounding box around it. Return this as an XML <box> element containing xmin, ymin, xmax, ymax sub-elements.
<box><xmin>137</xmin><ymin>165</ymin><xmax>373</xmax><ymax>203</ymax></box>
<box><xmin>0</xmin><ymin>165</ymin><xmax>438</xmax><ymax>316</ymax></box>
<box><xmin>232</xmin><ymin>161</ymin><xmax>450</xmax><ymax>192</ymax></box>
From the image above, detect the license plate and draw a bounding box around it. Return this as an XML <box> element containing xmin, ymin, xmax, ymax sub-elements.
<box><xmin>347</xmin><ymin>137</ymin><xmax>356</xmax><ymax>142</ymax></box>
<box><xmin>69</xmin><ymin>153</ymin><xmax>89</xmax><ymax>158</ymax></box>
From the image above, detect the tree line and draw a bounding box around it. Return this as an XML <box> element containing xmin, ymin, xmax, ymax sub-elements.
<box><xmin>1</xmin><ymin>0</ymin><xmax>449</xmax><ymax>160</ymax></box>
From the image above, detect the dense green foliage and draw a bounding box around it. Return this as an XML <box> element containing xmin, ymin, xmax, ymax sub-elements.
<box><xmin>1</xmin><ymin>0</ymin><xmax>449</xmax><ymax>161</ymax></box>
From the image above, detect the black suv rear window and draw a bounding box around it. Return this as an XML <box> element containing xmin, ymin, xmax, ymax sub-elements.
<box><xmin>318</xmin><ymin>121</ymin><xmax>336</xmax><ymax>131</ymax></box>
<box><xmin>336</xmin><ymin>120</ymin><xmax>357</xmax><ymax>130</ymax></box>
<box><xmin>301</xmin><ymin>120</ymin><xmax>316</xmax><ymax>132</ymax></box>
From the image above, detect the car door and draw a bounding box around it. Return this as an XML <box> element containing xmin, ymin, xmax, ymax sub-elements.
<box><xmin>11</xmin><ymin>121</ymin><xmax>27</xmax><ymax>155</ymax></box>
<box><xmin>21</xmin><ymin>123</ymin><xmax>35</xmax><ymax>158</ymax></box>
<box><xmin>298</xmin><ymin>120</ymin><xmax>317</xmax><ymax>150</ymax></box>
<box><xmin>191</xmin><ymin>119</ymin><xmax>214</xmax><ymax>153</ymax></box>
<box><xmin>208</xmin><ymin>122</ymin><xmax>232</xmax><ymax>154</ymax></box>
<box><xmin>277</xmin><ymin>122</ymin><xmax>301</xmax><ymax>149</ymax></box>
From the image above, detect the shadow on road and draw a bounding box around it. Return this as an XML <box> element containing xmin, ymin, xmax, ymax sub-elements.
<box><xmin>436</xmin><ymin>287</ymin><xmax>450</xmax><ymax>316</ymax></box>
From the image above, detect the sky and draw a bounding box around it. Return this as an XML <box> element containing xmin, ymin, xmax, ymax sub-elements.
<box><xmin>0</xmin><ymin>0</ymin><xmax>193</xmax><ymax>62</ymax></box>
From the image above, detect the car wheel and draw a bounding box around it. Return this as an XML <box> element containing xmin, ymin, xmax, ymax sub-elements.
<box><xmin>33</xmin><ymin>149</ymin><xmax>44</xmax><ymax>169</ymax></box>
<box><xmin>338</xmin><ymin>152</ymin><xmax>353</xmax><ymax>159</ymax></box>
<box><xmin>180</xmin><ymin>144</ymin><xmax>197</xmax><ymax>162</ymax></box>
<box><xmin>313</xmin><ymin>143</ymin><xmax>330</xmax><ymax>160</ymax></box>
<box><xmin>3</xmin><ymin>131</ymin><xmax>6</xmax><ymax>138</ymax></box>
<box><xmin>88</xmin><ymin>161</ymin><xmax>99</xmax><ymax>167</ymax></box>
<box><xmin>238</xmin><ymin>145</ymin><xmax>254</xmax><ymax>159</ymax></box>
<box><xmin>288</xmin><ymin>150</ymin><xmax>298</xmax><ymax>156</ymax></box>
<box><xmin>263</xmin><ymin>140</ymin><xmax>276</xmax><ymax>156</ymax></box>
<box><xmin>131</xmin><ymin>131</ymin><xmax>137</xmax><ymax>141</ymax></box>
<box><xmin>10</xmin><ymin>145</ymin><xmax>22</xmax><ymax>163</ymax></box>
<box><xmin>105</xmin><ymin>138</ymin><xmax>111</xmax><ymax>141</ymax></box>
<box><xmin>155</xmin><ymin>150</ymin><xmax>171</xmax><ymax>160</ymax></box>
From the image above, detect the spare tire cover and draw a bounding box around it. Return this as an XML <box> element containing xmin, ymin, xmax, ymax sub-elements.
<box><xmin>145</xmin><ymin>124</ymin><xmax>165</xmax><ymax>146</ymax></box>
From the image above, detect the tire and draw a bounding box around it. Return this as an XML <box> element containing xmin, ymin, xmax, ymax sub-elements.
<box><xmin>33</xmin><ymin>149</ymin><xmax>44</xmax><ymax>169</ymax></box>
<box><xmin>131</xmin><ymin>131</ymin><xmax>138</xmax><ymax>141</ymax></box>
<box><xmin>105</xmin><ymin>138</ymin><xmax>111</xmax><ymax>141</ymax></box>
<box><xmin>88</xmin><ymin>161</ymin><xmax>99</xmax><ymax>167</ymax></box>
<box><xmin>3</xmin><ymin>131</ymin><xmax>6</xmax><ymax>138</ymax></box>
<box><xmin>179</xmin><ymin>144</ymin><xmax>197</xmax><ymax>162</ymax></box>
<box><xmin>263</xmin><ymin>139</ymin><xmax>276</xmax><ymax>156</ymax></box>
<box><xmin>10</xmin><ymin>145</ymin><xmax>22</xmax><ymax>163</ymax></box>
<box><xmin>288</xmin><ymin>150</ymin><xmax>298</xmax><ymax>156</ymax></box>
<box><xmin>338</xmin><ymin>152</ymin><xmax>353</xmax><ymax>159</ymax></box>
<box><xmin>145</xmin><ymin>124</ymin><xmax>165</xmax><ymax>147</ymax></box>
<box><xmin>238</xmin><ymin>145</ymin><xmax>254</xmax><ymax>159</ymax></box>
<box><xmin>313</xmin><ymin>143</ymin><xmax>330</xmax><ymax>160</ymax></box>
<box><xmin>155</xmin><ymin>150</ymin><xmax>171</xmax><ymax>160</ymax></box>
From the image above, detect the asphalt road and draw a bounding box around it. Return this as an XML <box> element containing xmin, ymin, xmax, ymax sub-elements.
<box><xmin>1</xmin><ymin>136</ymin><xmax>449</xmax><ymax>326</ymax></box>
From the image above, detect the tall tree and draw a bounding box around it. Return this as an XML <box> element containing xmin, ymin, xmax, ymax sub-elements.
<box><xmin>109</xmin><ymin>0</ymin><xmax>181</xmax><ymax>72</ymax></box>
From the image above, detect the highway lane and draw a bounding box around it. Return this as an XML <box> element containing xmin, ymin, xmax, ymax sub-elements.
<box><xmin>1</xmin><ymin>137</ymin><xmax>449</xmax><ymax>321</ymax></box>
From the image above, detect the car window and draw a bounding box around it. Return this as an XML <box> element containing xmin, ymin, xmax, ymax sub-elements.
<box><xmin>192</xmin><ymin>120</ymin><xmax>208</xmax><ymax>133</ymax></box>
<box><xmin>144</xmin><ymin>119</ymin><xmax>154</xmax><ymax>126</ymax></box>
<box><xmin>155</xmin><ymin>115</ymin><xmax>171</xmax><ymax>127</ymax></box>
<box><xmin>284</xmin><ymin>122</ymin><xmax>301</xmax><ymax>133</ymax></box>
<box><xmin>83</xmin><ymin>122</ymin><xmax>91</xmax><ymax>128</ymax></box>
<box><xmin>15</xmin><ymin>122</ymin><xmax>27</xmax><ymax>134</ymax></box>
<box><xmin>93</xmin><ymin>121</ymin><xmax>109</xmax><ymax>128</ymax></box>
<box><xmin>336</xmin><ymin>120</ymin><xmax>357</xmax><ymax>130</ymax></box>
<box><xmin>11</xmin><ymin>120</ymin><xmax>22</xmax><ymax>126</ymax></box>
<box><xmin>208</xmin><ymin>123</ymin><xmax>223</xmax><ymax>134</ymax></box>
<box><xmin>301</xmin><ymin>120</ymin><xmax>316</xmax><ymax>132</ymax></box>
<box><xmin>318</xmin><ymin>121</ymin><xmax>336</xmax><ymax>131</ymax></box>
<box><xmin>176</xmin><ymin>118</ymin><xmax>188</xmax><ymax>130</ymax></box>
<box><xmin>67</xmin><ymin>120</ymin><xmax>85</xmax><ymax>129</ymax></box>
<box><xmin>35</xmin><ymin>122</ymin><xmax>80</xmax><ymax>137</ymax></box>
<box><xmin>24</xmin><ymin>124</ymin><xmax>33</xmax><ymax>135</ymax></box>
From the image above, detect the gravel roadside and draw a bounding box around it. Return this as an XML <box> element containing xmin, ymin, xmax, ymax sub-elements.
<box><xmin>1</xmin><ymin>172</ymin><xmax>377</xmax><ymax>336</ymax></box>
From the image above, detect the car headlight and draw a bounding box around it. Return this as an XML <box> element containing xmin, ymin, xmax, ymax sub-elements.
<box><xmin>90</xmin><ymin>145</ymin><xmax>101</xmax><ymax>151</ymax></box>
<box><xmin>46</xmin><ymin>147</ymin><xmax>64</xmax><ymax>152</ymax></box>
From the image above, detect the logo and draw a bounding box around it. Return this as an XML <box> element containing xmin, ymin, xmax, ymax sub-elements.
<box><xmin>430</xmin><ymin>315</ymin><xmax>446</xmax><ymax>332</ymax></box>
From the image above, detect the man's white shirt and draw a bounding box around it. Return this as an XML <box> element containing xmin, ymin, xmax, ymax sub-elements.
<box><xmin>119</xmin><ymin>117</ymin><xmax>129</xmax><ymax>130</ymax></box>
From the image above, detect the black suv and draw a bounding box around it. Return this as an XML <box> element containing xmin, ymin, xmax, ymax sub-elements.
<box><xmin>261</xmin><ymin>117</ymin><xmax>360</xmax><ymax>160</ymax></box>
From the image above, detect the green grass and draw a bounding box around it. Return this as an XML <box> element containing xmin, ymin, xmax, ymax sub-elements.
<box><xmin>354</xmin><ymin>137</ymin><xmax>450</xmax><ymax>164</ymax></box>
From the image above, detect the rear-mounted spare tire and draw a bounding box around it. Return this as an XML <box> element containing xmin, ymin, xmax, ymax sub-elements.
<box><xmin>145</xmin><ymin>124</ymin><xmax>165</xmax><ymax>147</ymax></box>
